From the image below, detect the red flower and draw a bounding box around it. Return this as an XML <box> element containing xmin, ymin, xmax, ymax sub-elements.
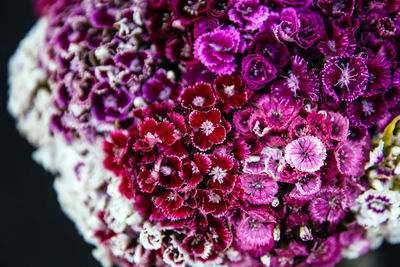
<box><xmin>158</xmin><ymin>156</ymin><xmax>185</xmax><ymax>189</ymax></box>
<box><xmin>138</xmin><ymin>118</ymin><xmax>176</xmax><ymax>148</ymax></box>
<box><xmin>181</xmin><ymin>82</ymin><xmax>216</xmax><ymax>110</ymax></box>
<box><xmin>155</xmin><ymin>190</ymin><xmax>184</xmax><ymax>215</ymax></box>
<box><xmin>103</xmin><ymin>130</ymin><xmax>129</xmax><ymax>176</ymax></box>
<box><xmin>182</xmin><ymin>153</ymin><xmax>212</xmax><ymax>190</ymax></box>
<box><xmin>181</xmin><ymin>232</ymin><xmax>212</xmax><ymax>258</ymax></box>
<box><xmin>118</xmin><ymin>170</ymin><xmax>135</xmax><ymax>199</ymax></box>
<box><xmin>207</xmin><ymin>154</ymin><xmax>236</xmax><ymax>192</ymax></box>
<box><xmin>214</xmin><ymin>74</ymin><xmax>251</xmax><ymax>112</ymax></box>
<box><xmin>137</xmin><ymin>166</ymin><xmax>158</xmax><ymax>193</ymax></box>
<box><xmin>207</xmin><ymin>216</ymin><xmax>232</xmax><ymax>250</ymax></box>
<box><xmin>197</xmin><ymin>189</ymin><xmax>228</xmax><ymax>217</ymax></box>
<box><xmin>189</xmin><ymin>109</ymin><xmax>227</xmax><ymax>151</ymax></box>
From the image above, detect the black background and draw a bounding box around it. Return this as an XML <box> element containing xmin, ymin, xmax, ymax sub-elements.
<box><xmin>0</xmin><ymin>1</ymin><xmax>399</xmax><ymax>267</ymax></box>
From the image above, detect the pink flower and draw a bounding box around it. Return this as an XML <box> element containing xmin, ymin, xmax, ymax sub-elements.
<box><xmin>328</xmin><ymin>111</ymin><xmax>349</xmax><ymax>142</ymax></box>
<box><xmin>241</xmin><ymin>174</ymin><xmax>278</xmax><ymax>205</ymax></box>
<box><xmin>285</xmin><ymin>136</ymin><xmax>327</xmax><ymax>173</ymax></box>
<box><xmin>289</xmin><ymin>174</ymin><xmax>321</xmax><ymax>200</ymax></box>
<box><xmin>236</xmin><ymin>216</ymin><xmax>275</xmax><ymax>250</ymax></box>
<box><xmin>334</xmin><ymin>140</ymin><xmax>365</xmax><ymax>176</ymax></box>
<box><xmin>189</xmin><ymin>109</ymin><xmax>227</xmax><ymax>151</ymax></box>
<box><xmin>181</xmin><ymin>82</ymin><xmax>217</xmax><ymax>110</ymax></box>
<box><xmin>308</xmin><ymin>186</ymin><xmax>348</xmax><ymax>224</ymax></box>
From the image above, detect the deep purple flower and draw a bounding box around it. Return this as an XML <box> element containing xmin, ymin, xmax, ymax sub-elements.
<box><xmin>308</xmin><ymin>186</ymin><xmax>348</xmax><ymax>224</ymax></box>
<box><xmin>274</xmin><ymin>8</ymin><xmax>300</xmax><ymax>43</ymax></box>
<box><xmin>295</xmin><ymin>8</ymin><xmax>323</xmax><ymax>49</ymax></box>
<box><xmin>317</xmin><ymin>0</ymin><xmax>355</xmax><ymax>16</ymax></box>
<box><xmin>346</xmin><ymin>95</ymin><xmax>388</xmax><ymax>128</ymax></box>
<box><xmin>90</xmin><ymin>81</ymin><xmax>132</xmax><ymax>122</ymax></box>
<box><xmin>275</xmin><ymin>0</ymin><xmax>312</xmax><ymax>7</ymax></box>
<box><xmin>285</xmin><ymin>136</ymin><xmax>327</xmax><ymax>173</ymax></box>
<box><xmin>322</xmin><ymin>56</ymin><xmax>369</xmax><ymax>103</ymax></box>
<box><xmin>271</xmin><ymin>56</ymin><xmax>319</xmax><ymax>103</ymax></box>
<box><xmin>332</xmin><ymin>14</ymin><xmax>359</xmax><ymax>34</ymax></box>
<box><xmin>318</xmin><ymin>32</ymin><xmax>356</xmax><ymax>57</ymax></box>
<box><xmin>228</xmin><ymin>0</ymin><xmax>270</xmax><ymax>31</ymax></box>
<box><xmin>249</xmin><ymin>31</ymin><xmax>290</xmax><ymax>68</ymax></box>
<box><xmin>142</xmin><ymin>69</ymin><xmax>182</xmax><ymax>102</ymax></box>
<box><xmin>363</xmin><ymin>56</ymin><xmax>392</xmax><ymax>97</ymax></box>
<box><xmin>377</xmin><ymin>17</ymin><xmax>397</xmax><ymax>38</ymax></box>
<box><xmin>241</xmin><ymin>54</ymin><xmax>277</xmax><ymax>90</ymax></box>
<box><xmin>194</xmin><ymin>27</ymin><xmax>243</xmax><ymax>75</ymax></box>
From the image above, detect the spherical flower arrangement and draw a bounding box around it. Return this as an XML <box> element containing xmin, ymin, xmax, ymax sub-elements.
<box><xmin>7</xmin><ymin>0</ymin><xmax>400</xmax><ymax>266</ymax></box>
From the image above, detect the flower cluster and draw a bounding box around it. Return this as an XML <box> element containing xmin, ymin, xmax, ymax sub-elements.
<box><xmin>8</xmin><ymin>0</ymin><xmax>400</xmax><ymax>266</ymax></box>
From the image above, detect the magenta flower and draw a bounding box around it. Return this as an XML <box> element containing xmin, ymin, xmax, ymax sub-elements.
<box><xmin>306</xmin><ymin>236</ymin><xmax>342</xmax><ymax>266</ymax></box>
<box><xmin>328</xmin><ymin>111</ymin><xmax>349</xmax><ymax>142</ymax></box>
<box><xmin>250</xmin><ymin>31</ymin><xmax>289</xmax><ymax>68</ymax></box>
<box><xmin>194</xmin><ymin>27</ymin><xmax>243</xmax><ymax>75</ymax></box>
<box><xmin>290</xmin><ymin>174</ymin><xmax>321</xmax><ymax>200</ymax></box>
<box><xmin>257</xmin><ymin>95</ymin><xmax>300</xmax><ymax>130</ymax></box>
<box><xmin>236</xmin><ymin>216</ymin><xmax>275</xmax><ymax>252</ymax></box>
<box><xmin>241</xmin><ymin>54</ymin><xmax>277</xmax><ymax>90</ymax></box>
<box><xmin>189</xmin><ymin>109</ymin><xmax>227</xmax><ymax>151</ymax></box>
<box><xmin>228</xmin><ymin>0</ymin><xmax>270</xmax><ymax>31</ymax></box>
<box><xmin>241</xmin><ymin>174</ymin><xmax>278</xmax><ymax>205</ymax></box>
<box><xmin>309</xmin><ymin>186</ymin><xmax>348</xmax><ymax>224</ymax></box>
<box><xmin>322</xmin><ymin>56</ymin><xmax>369</xmax><ymax>103</ymax></box>
<box><xmin>181</xmin><ymin>82</ymin><xmax>216</xmax><ymax>110</ymax></box>
<box><xmin>285</xmin><ymin>136</ymin><xmax>327</xmax><ymax>173</ymax></box>
<box><xmin>334</xmin><ymin>140</ymin><xmax>366</xmax><ymax>176</ymax></box>
<box><xmin>232</xmin><ymin>108</ymin><xmax>254</xmax><ymax>134</ymax></box>
<box><xmin>274</xmin><ymin>8</ymin><xmax>300</xmax><ymax>43</ymax></box>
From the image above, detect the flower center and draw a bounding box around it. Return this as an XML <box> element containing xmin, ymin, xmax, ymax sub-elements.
<box><xmin>201</xmin><ymin>120</ymin><xmax>215</xmax><ymax>136</ymax></box>
<box><xmin>193</xmin><ymin>96</ymin><xmax>205</xmax><ymax>107</ymax></box>
<box><xmin>208</xmin><ymin>192</ymin><xmax>221</xmax><ymax>203</ymax></box>
<box><xmin>361</xmin><ymin>100</ymin><xmax>374</xmax><ymax>116</ymax></box>
<box><xmin>287</xmin><ymin>72</ymin><xmax>300</xmax><ymax>96</ymax></box>
<box><xmin>210</xmin><ymin>166</ymin><xmax>227</xmax><ymax>183</ymax></box>
<box><xmin>224</xmin><ymin>85</ymin><xmax>235</xmax><ymax>96</ymax></box>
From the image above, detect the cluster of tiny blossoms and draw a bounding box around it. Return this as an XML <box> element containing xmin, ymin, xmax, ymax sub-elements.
<box><xmin>10</xmin><ymin>0</ymin><xmax>400</xmax><ymax>266</ymax></box>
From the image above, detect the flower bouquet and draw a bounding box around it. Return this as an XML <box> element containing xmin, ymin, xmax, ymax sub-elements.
<box><xmin>8</xmin><ymin>0</ymin><xmax>400</xmax><ymax>266</ymax></box>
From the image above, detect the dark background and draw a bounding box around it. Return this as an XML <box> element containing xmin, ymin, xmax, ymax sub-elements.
<box><xmin>0</xmin><ymin>1</ymin><xmax>399</xmax><ymax>267</ymax></box>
